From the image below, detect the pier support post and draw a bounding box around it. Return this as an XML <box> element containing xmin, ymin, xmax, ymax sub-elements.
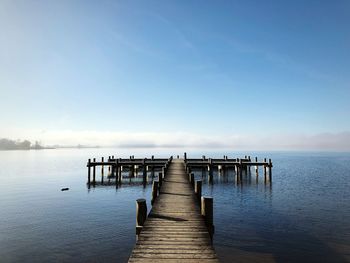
<box><xmin>92</xmin><ymin>158</ymin><xmax>96</xmax><ymax>186</ymax></box>
<box><xmin>87</xmin><ymin>159</ymin><xmax>91</xmax><ymax>186</ymax></box>
<box><xmin>195</xmin><ymin>180</ymin><xmax>202</xmax><ymax>203</ymax></box>
<box><xmin>136</xmin><ymin>199</ymin><xmax>147</xmax><ymax>236</ymax></box>
<box><xmin>208</xmin><ymin>158</ymin><xmax>213</xmax><ymax>183</ymax></box>
<box><xmin>184</xmin><ymin>152</ymin><xmax>187</xmax><ymax>161</ymax></box>
<box><xmin>159</xmin><ymin>172</ymin><xmax>163</xmax><ymax>187</ymax></box>
<box><xmin>201</xmin><ymin>196</ymin><xmax>214</xmax><ymax>240</ymax></box>
<box><xmin>255</xmin><ymin>157</ymin><xmax>258</xmax><ymax>177</ymax></box>
<box><xmin>263</xmin><ymin>158</ymin><xmax>267</xmax><ymax>182</ymax></box>
<box><xmin>268</xmin><ymin>159</ymin><xmax>272</xmax><ymax>182</ymax></box>
<box><xmin>142</xmin><ymin>159</ymin><xmax>147</xmax><ymax>185</ymax></box>
<box><xmin>117</xmin><ymin>164</ymin><xmax>122</xmax><ymax>184</ymax></box>
<box><xmin>151</xmin><ymin>181</ymin><xmax>159</xmax><ymax>205</ymax></box>
<box><xmin>238</xmin><ymin>159</ymin><xmax>243</xmax><ymax>182</ymax></box>
<box><xmin>190</xmin><ymin>173</ymin><xmax>195</xmax><ymax>188</ymax></box>
<box><xmin>101</xmin><ymin>157</ymin><xmax>104</xmax><ymax>184</ymax></box>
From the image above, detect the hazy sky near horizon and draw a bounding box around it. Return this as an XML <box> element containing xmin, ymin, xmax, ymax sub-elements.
<box><xmin>1</xmin><ymin>0</ymin><xmax>350</xmax><ymax>150</ymax></box>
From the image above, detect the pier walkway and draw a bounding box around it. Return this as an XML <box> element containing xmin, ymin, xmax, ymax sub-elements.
<box><xmin>128</xmin><ymin>159</ymin><xmax>219</xmax><ymax>263</ymax></box>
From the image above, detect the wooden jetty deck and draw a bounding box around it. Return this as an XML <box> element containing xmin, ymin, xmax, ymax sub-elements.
<box><xmin>128</xmin><ymin>159</ymin><xmax>219</xmax><ymax>263</ymax></box>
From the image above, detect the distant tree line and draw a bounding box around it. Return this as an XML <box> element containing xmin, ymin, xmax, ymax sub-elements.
<box><xmin>0</xmin><ymin>138</ymin><xmax>44</xmax><ymax>150</ymax></box>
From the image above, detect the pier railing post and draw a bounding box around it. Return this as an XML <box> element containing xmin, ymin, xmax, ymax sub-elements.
<box><xmin>201</xmin><ymin>196</ymin><xmax>214</xmax><ymax>240</ymax></box>
<box><xmin>151</xmin><ymin>181</ymin><xmax>159</xmax><ymax>205</ymax></box>
<box><xmin>136</xmin><ymin>198</ymin><xmax>147</xmax><ymax>236</ymax></box>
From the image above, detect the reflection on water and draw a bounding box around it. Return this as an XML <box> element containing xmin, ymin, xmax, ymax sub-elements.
<box><xmin>0</xmin><ymin>150</ymin><xmax>349</xmax><ymax>262</ymax></box>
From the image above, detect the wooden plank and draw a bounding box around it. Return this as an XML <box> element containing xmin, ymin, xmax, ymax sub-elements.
<box><xmin>128</xmin><ymin>159</ymin><xmax>219</xmax><ymax>263</ymax></box>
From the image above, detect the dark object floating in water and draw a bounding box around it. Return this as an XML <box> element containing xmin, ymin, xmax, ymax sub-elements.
<box><xmin>61</xmin><ymin>188</ymin><xmax>69</xmax><ymax>191</ymax></box>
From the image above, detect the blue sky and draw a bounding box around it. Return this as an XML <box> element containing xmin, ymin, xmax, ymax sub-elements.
<box><xmin>0</xmin><ymin>0</ymin><xmax>349</xmax><ymax>150</ymax></box>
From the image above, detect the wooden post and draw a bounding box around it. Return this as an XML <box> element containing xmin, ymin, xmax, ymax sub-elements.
<box><xmin>117</xmin><ymin>164</ymin><xmax>122</xmax><ymax>184</ymax></box>
<box><xmin>129</xmin><ymin>165</ymin><xmax>134</xmax><ymax>178</ymax></box>
<box><xmin>264</xmin><ymin>158</ymin><xmax>267</xmax><ymax>181</ymax></box>
<box><xmin>87</xmin><ymin>159</ymin><xmax>91</xmax><ymax>185</ymax></box>
<box><xmin>268</xmin><ymin>159</ymin><xmax>272</xmax><ymax>182</ymax></box>
<box><xmin>93</xmin><ymin>158</ymin><xmax>96</xmax><ymax>186</ymax></box>
<box><xmin>195</xmin><ymin>180</ymin><xmax>202</xmax><ymax>202</ymax></box>
<box><xmin>201</xmin><ymin>196</ymin><xmax>214</xmax><ymax>239</ymax></box>
<box><xmin>208</xmin><ymin>158</ymin><xmax>213</xmax><ymax>183</ymax></box>
<box><xmin>184</xmin><ymin>152</ymin><xmax>187</xmax><ymax>161</ymax></box>
<box><xmin>101</xmin><ymin>156</ymin><xmax>104</xmax><ymax>175</ymax></box>
<box><xmin>159</xmin><ymin>172</ymin><xmax>163</xmax><ymax>187</ymax></box>
<box><xmin>255</xmin><ymin>157</ymin><xmax>258</xmax><ymax>176</ymax></box>
<box><xmin>136</xmin><ymin>198</ymin><xmax>147</xmax><ymax>235</ymax></box>
<box><xmin>101</xmin><ymin>157</ymin><xmax>104</xmax><ymax>184</ymax></box>
<box><xmin>151</xmin><ymin>181</ymin><xmax>159</xmax><ymax>205</ymax></box>
<box><xmin>190</xmin><ymin>173</ymin><xmax>195</xmax><ymax>188</ymax></box>
<box><xmin>238</xmin><ymin>159</ymin><xmax>243</xmax><ymax>182</ymax></box>
<box><xmin>143</xmin><ymin>159</ymin><xmax>147</xmax><ymax>184</ymax></box>
<box><xmin>162</xmin><ymin>167</ymin><xmax>166</xmax><ymax>179</ymax></box>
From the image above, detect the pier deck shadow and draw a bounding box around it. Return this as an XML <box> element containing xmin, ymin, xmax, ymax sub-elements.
<box><xmin>128</xmin><ymin>159</ymin><xmax>220</xmax><ymax>263</ymax></box>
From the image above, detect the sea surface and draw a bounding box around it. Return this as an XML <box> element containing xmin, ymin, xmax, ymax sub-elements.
<box><xmin>0</xmin><ymin>149</ymin><xmax>349</xmax><ymax>263</ymax></box>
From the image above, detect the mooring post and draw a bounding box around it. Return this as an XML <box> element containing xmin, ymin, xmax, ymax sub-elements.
<box><xmin>248</xmin><ymin>156</ymin><xmax>251</xmax><ymax>175</ymax></box>
<box><xmin>190</xmin><ymin>173</ymin><xmax>195</xmax><ymax>188</ymax></box>
<box><xmin>195</xmin><ymin>180</ymin><xmax>202</xmax><ymax>203</ymax></box>
<box><xmin>92</xmin><ymin>158</ymin><xmax>96</xmax><ymax>186</ymax></box>
<box><xmin>136</xmin><ymin>198</ymin><xmax>147</xmax><ymax>236</ymax></box>
<box><xmin>162</xmin><ymin>166</ymin><xmax>166</xmax><ymax>179</ymax></box>
<box><xmin>87</xmin><ymin>159</ymin><xmax>91</xmax><ymax>185</ymax></box>
<box><xmin>151</xmin><ymin>181</ymin><xmax>159</xmax><ymax>205</ymax></box>
<box><xmin>101</xmin><ymin>157</ymin><xmax>104</xmax><ymax>184</ymax></box>
<box><xmin>208</xmin><ymin>158</ymin><xmax>213</xmax><ymax>183</ymax></box>
<box><xmin>159</xmin><ymin>172</ymin><xmax>163</xmax><ymax>187</ymax></box>
<box><xmin>201</xmin><ymin>196</ymin><xmax>214</xmax><ymax>240</ymax></box>
<box><xmin>264</xmin><ymin>158</ymin><xmax>267</xmax><ymax>181</ymax></box>
<box><xmin>142</xmin><ymin>158</ymin><xmax>147</xmax><ymax>184</ymax></box>
<box><xmin>238</xmin><ymin>158</ymin><xmax>243</xmax><ymax>182</ymax></box>
<box><xmin>268</xmin><ymin>159</ymin><xmax>272</xmax><ymax>182</ymax></box>
<box><xmin>117</xmin><ymin>162</ymin><xmax>122</xmax><ymax>184</ymax></box>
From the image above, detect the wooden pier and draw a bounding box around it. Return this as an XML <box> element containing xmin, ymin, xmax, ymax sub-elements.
<box><xmin>128</xmin><ymin>159</ymin><xmax>219</xmax><ymax>263</ymax></box>
<box><xmin>85</xmin><ymin>153</ymin><xmax>273</xmax><ymax>262</ymax></box>
<box><xmin>86</xmin><ymin>153</ymin><xmax>273</xmax><ymax>187</ymax></box>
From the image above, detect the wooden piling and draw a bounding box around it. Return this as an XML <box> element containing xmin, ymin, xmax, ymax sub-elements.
<box><xmin>255</xmin><ymin>156</ymin><xmax>259</xmax><ymax>176</ymax></box>
<box><xmin>201</xmin><ymin>196</ymin><xmax>214</xmax><ymax>239</ymax></box>
<box><xmin>268</xmin><ymin>158</ymin><xmax>272</xmax><ymax>182</ymax></box>
<box><xmin>136</xmin><ymin>198</ymin><xmax>147</xmax><ymax>235</ymax></box>
<box><xmin>151</xmin><ymin>181</ymin><xmax>159</xmax><ymax>205</ymax></box>
<box><xmin>264</xmin><ymin>158</ymin><xmax>267</xmax><ymax>181</ymax></box>
<box><xmin>190</xmin><ymin>173</ymin><xmax>195</xmax><ymax>188</ymax></box>
<box><xmin>208</xmin><ymin>158</ymin><xmax>213</xmax><ymax>183</ymax></box>
<box><xmin>195</xmin><ymin>180</ymin><xmax>202</xmax><ymax>202</ymax></box>
<box><xmin>87</xmin><ymin>159</ymin><xmax>91</xmax><ymax>185</ymax></box>
<box><xmin>142</xmin><ymin>159</ymin><xmax>147</xmax><ymax>184</ymax></box>
<box><xmin>93</xmin><ymin>158</ymin><xmax>96</xmax><ymax>186</ymax></box>
<box><xmin>158</xmin><ymin>172</ymin><xmax>163</xmax><ymax>187</ymax></box>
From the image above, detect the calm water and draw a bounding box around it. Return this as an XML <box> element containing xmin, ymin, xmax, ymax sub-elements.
<box><xmin>0</xmin><ymin>149</ymin><xmax>349</xmax><ymax>262</ymax></box>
